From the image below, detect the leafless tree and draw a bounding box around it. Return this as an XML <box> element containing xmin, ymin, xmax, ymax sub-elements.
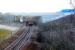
<box><xmin>70</xmin><ymin>0</ymin><xmax>75</xmax><ymax>9</ymax></box>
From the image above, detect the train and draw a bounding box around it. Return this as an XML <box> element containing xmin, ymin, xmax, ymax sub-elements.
<box><xmin>24</xmin><ymin>16</ymin><xmax>42</xmax><ymax>26</ymax></box>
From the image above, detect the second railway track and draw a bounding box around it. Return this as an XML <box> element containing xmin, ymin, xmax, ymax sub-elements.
<box><xmin>4</xmin><ymin>26</ymin><xmax>39</xmax><ymax>50</ymax></box>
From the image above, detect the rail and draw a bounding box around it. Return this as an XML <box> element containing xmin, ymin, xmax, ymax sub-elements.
<box><xmin>4</xmin><ymin>26</ymin><xmax>39</xmax><ymax>50</ymax></box>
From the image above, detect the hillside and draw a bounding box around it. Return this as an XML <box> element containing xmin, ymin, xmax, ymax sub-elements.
<box><xmin>38</xmin><ymin>14</ymin><xmax>75</xmax><ymax>50</ymax></box>
<box><xmin>52</xmin><ymin>14</ymin><xmax>75</xmax><ymax>23</ymax></box>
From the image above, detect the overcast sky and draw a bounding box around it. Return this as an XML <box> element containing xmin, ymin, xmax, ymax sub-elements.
<box><xmin>0</xmin><ymin>0</ymin><xmax>72</xmax><ymax>13</ymax></box>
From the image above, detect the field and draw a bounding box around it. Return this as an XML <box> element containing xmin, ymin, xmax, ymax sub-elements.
<box><xmin>0</xmin><ymin>29</ymin><xmax>12</xmax><ymax>42</ymax></box>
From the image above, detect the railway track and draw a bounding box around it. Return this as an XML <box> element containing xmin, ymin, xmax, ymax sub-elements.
<box><xmin>4</xmin><ymin>26</ymin><xmax>39</xmax><ymax>50</ymax></box>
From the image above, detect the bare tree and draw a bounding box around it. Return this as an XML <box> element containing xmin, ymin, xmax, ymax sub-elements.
<box><xmin>69</xmin><ymin>0</ymin><xmax>75</xmax><ymax>23</ymax></box>
<box><xmin>70</xmin><ymin>0</ymin><xmax>75</xmax><ymax>9</ymax></box>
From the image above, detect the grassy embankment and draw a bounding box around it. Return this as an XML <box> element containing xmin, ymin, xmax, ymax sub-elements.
<box><xmin>0</xmin><ymin>29</ymin><xmax>12</xmax><ymax>42</ymax></box>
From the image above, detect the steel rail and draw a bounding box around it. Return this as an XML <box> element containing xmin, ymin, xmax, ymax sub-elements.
<box><xmin>4</xmin><ymin>27</ymin><xmax>30</xmax><ymax>50</ymax></box>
